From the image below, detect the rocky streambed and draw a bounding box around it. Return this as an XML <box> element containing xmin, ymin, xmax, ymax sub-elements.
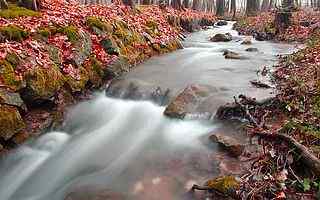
<box><xmin>0</xmin><ymin>22</ymin><xmax>298</xmax><ymax>200</ymax></box>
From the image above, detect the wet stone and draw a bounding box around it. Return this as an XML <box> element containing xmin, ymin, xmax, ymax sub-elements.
<box><xmin>209</xmin><ymin>133</ymin><xmax>245</xmax><ymax>157</ymax></box>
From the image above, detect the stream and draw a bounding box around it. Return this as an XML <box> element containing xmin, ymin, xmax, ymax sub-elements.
<box><xmin>0</xmin><ymin>22</ymin><xmax>297</xmax><ymax>200</ymax></box>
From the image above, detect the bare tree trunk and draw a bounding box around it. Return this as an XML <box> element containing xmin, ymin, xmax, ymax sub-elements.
<box><xmin>183</xmin><ymin>0</ymin><xmax>189</xmax><ymax>8</ymax></box>
<box><xmin>261</xmin><ymin>0</ymin><xmax>270</xmax><ymax>10</ymax></box>
<box><xmin>192</xmin><ymin>0</ymin><xmax>199</xmax><ymax>10</ymax></box>
<box><xmin>123</xmin><ymin>0</ymin><xmax>135</xmax><ymax>7</ymax></box>
<box><xmin>231</xmin><ymin>0</ymin><xmax>236</xmax><ymax>18</ymax></box>
<box><xmin>282</xmin><ymin>0</ymin><xmax>294</xmax><ymax>9</ymax></box>
<box><xmin>172</xmin><ymin>0</ymin><xmax>182</xmax><ymax>9</ymax></box>
<box><xmin>0</xmin><ymin>0</ymin><xmax>8</xmax><ymax>9</ymax></box>
<box><xmin>18</xmin><ymin>0</ymin><xmax>38</xmax><ymax>11</ymax></box>
<box><xmin>142</xmin><ymin>0</ymin><xmax>150</xmax><ymax>4</ymax></box>
<box><xmin>246</xmin><ymin>0</ymin><xmax>260</xmax><ymax>16</ymax></box>
<box><xmin>216</xmin><ymin>0</ymin><xmax>225</xmax><ymax>16</ymax></box>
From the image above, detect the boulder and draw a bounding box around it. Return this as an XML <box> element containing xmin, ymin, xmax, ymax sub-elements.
<box><xmin>216</xmin><ymin>20</ymin><xmax>228</xmax><ymax>26</ymax></box>
<box><xmin>241</xmin><ymin>37</ymin><xmax>252</xmax><ymax>45</ymax></box>
<box><xmin>205</xmin><ymin>176</ymin><xmax>240</xmax><ymax>198</ymax></box>
<box><xmin>164</xmin><ymin>84</ymin><xmax>216</xmax><ymax>119</ymax></box>
<box><xmin>106</xmin><ymin>79</ymin><xmax>171</xmax><ymax>106</ymax></box>
<box><xmin>245</xmin><ymin>47</ymin><xmax>258</xmax><ymax>52</ymax></box>
<box><xmin>209</xmin><ymin>133</ymin><xmax>245</xmax><ymax>157</ymax></box>
<box><xmin>20</xmin><ymin>65</ymin><xmax>65</xmax><ymax>104</ymax></box>
<box><xmin>223</xmin><ymin>50</ymin><xmax>248</xmax><ymax>60</ymax></box>
<box><xmin>0</xmin><ymin>88</ymin><xmax>26</xmax><ymax>110</ymax></box>
<box><xmin>210</xmin><ymin>33</ymin><xmax>232</xmax><ymax>42</ymax></box>
<box><xmin>215</xmin><ymin>103</ymin><xmax>244</xmax><ymax>121</ymax></box>
<box><xmin>70</xmin><ymin>31</ymin><xmax>92</xmax><ymax>67</ymax></box>
<box><xmin>103</xmin><ymin>56</ymin><xmax>130</xmax><ymax>78</ymax></box>
<box><xmin>100</xmin><ymin>38</ymin><xmax>119</xmax><ymax>56</ymax></box>
<box><xmin>0</xmin><ymin>105</ymin><xmax>25</xmax><ymax>140</ymax></box>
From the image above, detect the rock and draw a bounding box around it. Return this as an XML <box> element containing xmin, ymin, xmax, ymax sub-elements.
<box><xmin>104</xmin><ymin>56</ymin><xmax>130</xmax><ymax>78</ymax></box>
<box><xmin>71</xmin><ymin>31</ymin><xmax>92</xmax><ymax>67</ymax></box>
<box><xmin>100</xmin><ymin>38</ymin><xmax>119</xmax><ymax>56</ymax></box>
<box><xmin>215</xmin><ymin>103</ymin><xmax>244</xmax><ymax>121</ymax></box>
<box><xmin>65</xmin><ymin>187</ymin><xmax>124</xmax><ymax>200</ymax></box>
<box><xmin>205</xmin><ymin>176</ymin><xmax>240</xmax><ymax>197</ymax></box>
<box><xmin>223</xmin><ymin>50</ymin><xmax>248</xmax><ymax>60</ymax></box>
<box><xmin>0</xmin><ymin>105</ymin><xmax>25</xmax><ymax>140</ymax></box>
<box><xmin>210</xmin><ymin>33</ymin><xmax>232</xmax><ymax>42</ymax></box>
<box><xmin>250</xmin><ymin>80</ymin><xmax>272</xmax><ymax>88</ymax></box>
<box><xmin>106</xmin><ymin>79</ymin><xmax>171</xmax><ymax>105</ymax></box>
<box><xmin>0</xmin><ymin>88</ymin><xmax>26</xmax><ymax>110</ymax></box>
<box><xmin>209</xmin><ymin>133</ymin><xmax>245</xmax><ymax>157</ymax></box>
<box><xmin>216</xmin><ymin>20</ymin><xmax>228</xmax><ymax>26</ymax></box>
<box><xmin>0</xmin><ymin>59</ymin><xmax>26</xmax><ymax>91</ymax></box>
<box><xmin>65</xmin><ymin>66</ymin><xmax>89</xmax><ymax>92</ymax></box>
<box><xmin>241</xmin><ymin>37</ymin><xmax>252</xmax><ymax>45</ymax></box>
<box><xmin>245</xmin><ymin>47</ymin><xmax>258</xmax><ymax>52</ymax></box>
<box><xmin>164</xmin><ymin>84</ymin><xmax>215</xmax><ymax>119</ymax></box>
<box><xmin>20</xmin><ymin>65</ymin><xmax>65</xmax><ymax>104</ymax></box>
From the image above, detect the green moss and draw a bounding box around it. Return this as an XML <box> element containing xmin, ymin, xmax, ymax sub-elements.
<box><xmin>86</xmin><ymin>16</ymin><xmax>113</xmax><ymax>33</ymax></box>
<box><xmin>84</xmin><ymin>56</ymin><xmax>104</xmax><ymax>87</ymax></box>
<box><xmin>24</xmin><ymin>65</ymin><xmax>65</xmax><ymax>100</ymax></box>
<box><xmin>47</xmin><ymin>45</ymin><xmax>61</xmax><ymax>64</ymax></box>
<box><xmin>146</xmin><ymin>20</ymin><xmax>158</xmax><ymax>32</ymax></box>
<box><xmin>57</xmin><ymin>25</ymin><xmax>79</xmax><ymax>44</ymax></box>
<box><xmin>37</xmin><ymin>27</ymin><xmax>50</xmax><ymax>38</ymax></box>
<box><xmin>206</xmin><ymin>176</ymin><xmax>240</xmax><ymax>194</ymax></box>
<box><xmin>0</xmin><ymin>5</ymin><xmax>40</xmax><ymax>19</ymax></box>
<box><xmin>65</xmin><ymin>67</ymin><xmax>89</xmax><ymax>92</ymax></box>
<box><xmin>0</xmin><ymin>60</ymin><xmax>24</xmax><ymax>91</ymax></box>
<box><xmin>0</xmin><ymin>24</ymin><xmax>29</xmax><ymax>41</ymax></box>
<box><xmin>313</xmin><ymin>95</ymin><xmax>320</xmax><ymax>117</ymax></box>
<box><xmin>0</xmin><ymin>105</ymin><xmax>25</xmax><ymax>140</ymax></box>
<box><xmin>5</xmin><ymin>52</ymin><xmax>20</xmax><ymax>68</ymax></box>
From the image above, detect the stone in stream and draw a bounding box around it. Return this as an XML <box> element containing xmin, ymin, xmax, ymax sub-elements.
<box><xmin>64</xmin><ymin>187</ymin><xmax>124</xmax><ymax>200</ymax></box>
<box><xmin>216</xmin><ymin>20</ymin><xmax>228</xmax><ymax>26</ymax></box>
<box><xmin>209</xmin><ymin>133</ymin><xmax>245</xmax><ymax>157</ymax></box>
<box><xmin>163</xmin><ymin>84</ymin><xmax>218</xmax><ymax>119</ymax></box>
<box><xmin>210</xmin><ymin>33</ymin><xmax>232</xmax><ymax>42</ymax></box>
<box><xmin>106</xmin><ymin>78</ymin><xmax>171</xmax><ymax>106</ymax></box>
<box><xmin>241</xmin><ymin>37</ymin><xmax>252</xmax><ymax>45</ymax></box>
<box><xmin>223</xmin><ymin>50</ymin><xmax>248</xmax><ymax>60</ymax></box>
<box><xmin>245</xmin><ymin>47</ymin><xmax>258</xmax><ymax>52</ymax></box>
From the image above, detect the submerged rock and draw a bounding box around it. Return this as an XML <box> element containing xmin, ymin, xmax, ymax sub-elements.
<box><xmin>215</xmin><ymin>103</ymin><xmax>243</xmax><ymax>121</ymax></box>
<box><xmin>210</xmin><ymin>33</ymin><xmax>232</xmax><ymax>42</ymax></box>
<box><xmin>0</xmin><ymin>105</ymin><xmax>25</xmax><ymax>140</ymax></box>
<box><xmin>245</xmin><ymin>47</ymin><xmax>258</xmax><ymax>52</ymax></box>
<box><xmin>65</xmin><ymin>187</ymin><xmax>125</xmax><ymax>200</ymax></box>
<box><xmin>106</xmin><ymin>79</ymin><xmax>171</xmax><ymax>106</ymax></box>
<box><xmin>209</xmin><ymin>133</ymin><xmax>245</xmax><ymax>157</ymax></box>
<box><xmin>223</xmin><ymin>50</ymin><xmax>248</xmax><ymax>60</ymax></box>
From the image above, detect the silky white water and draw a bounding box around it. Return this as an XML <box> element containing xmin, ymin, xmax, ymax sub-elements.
<box><xmin>0</xmin><ymin>94</ymin><xmax>216</xmax><ymax>200</ymax></box>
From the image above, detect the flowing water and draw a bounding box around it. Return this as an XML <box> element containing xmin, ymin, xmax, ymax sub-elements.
<box><xmin>0</xmin><ymin>22</ymin><xmax>298</xmax><ymax>200</ymax></box>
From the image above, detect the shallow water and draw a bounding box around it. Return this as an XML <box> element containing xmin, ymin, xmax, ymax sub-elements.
<box><xmin>0</xmin><ymin>22</ymin><xmax>297</xmax><ymax>200</ymax></box>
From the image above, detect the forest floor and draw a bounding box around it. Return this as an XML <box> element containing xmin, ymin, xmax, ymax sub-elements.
<box><xmin>227</xmin><ymin>9</ymin><xmax>320</xmax><ymax>200</ymax></box>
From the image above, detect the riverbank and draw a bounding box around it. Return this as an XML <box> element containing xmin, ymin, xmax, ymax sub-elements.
<box><xmin>216</xmin><ymin>10</ymin><xmax>320</xmax><ymax>199</ymax></box>
<box><xmin>0</xmin><ymin>0</ymin><xmax>216</xmax><ymax>152</ymax></box>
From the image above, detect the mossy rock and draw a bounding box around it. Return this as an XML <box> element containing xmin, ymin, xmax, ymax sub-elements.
<box><xmin>21</xmin><ymin>65</ymin><xmax>65</xmax><ymax>102</ymax></box>
<box><xmin>47</xmin><ymin>45</ymin><xmax>62</xmax><ymax>64</ymax></box>
<box><xmin>0</xmin><ymin>24</ymin><xmax>29</xmax><ymax>42</ymax></box>
<box><xmin>0</xmin><ymin>88</ymin><xmax>25</xmax><ymax>109</ymax></box>
<box><xmin>57</xmin><ymin>25</ymin><xmax>79</xmax><ymax>44</ymax></box>
<box><xmin>100</xmin><ymin>38</ymin><xmax>119</xmax><ymax>56</ymax></box>
<box><xmin>0</xmin><ymin>5</ymin><xmax>39</xmax><ymax>19</ymax></box>
<box><xmin>65</xmin><ymin>67</ymin><xmax>89</xmax><ymax>92</ymax></box>
<box><xmin>86</xmin><ymin>16</ymin><xmax>113</xmax><ymax>35</ymax></box>
<box><xmin>0</xmin><ymin>60</ymin><xmax>25</xmax><ymax>91</ymax></box>
<box><xmin>71</xmin><ymin>31</ymin><xmax>92</xmax><ymax>67</ymax></box>
<box><xmin>37</xmin><ymin>27</ymin><xmax>51</xmax><ymax>39</ymax></box>
<box><xmin>104</xmin><ymin>56</ymin><xmax>129</xmax><ymax>78</ymax></box>
<box><xmin>84</xmin><ymin>56</ymin><xmax>104</xmax><ymax>87</ymax></box>
<box><xmin>206</xmin><ymin>176</ymin><xmax>240</xmax><ymax>195</ymax></box>
<box><xmin>0</xmin><ymin>104</ymin><xmax>25</xmax><ymax>140</ymax></box>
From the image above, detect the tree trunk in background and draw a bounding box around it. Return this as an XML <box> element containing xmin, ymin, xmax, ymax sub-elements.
<box><xmin>261</xmin><ymin>0</ymin><xmax>269</xmax><ymax>10</ymax></box>
<box><xmin>0</xmin><ymin>0</ymin><xmax>8</xmax><ymax>9</ymax></box>
<box><xmin>123</xmin><ymin>0</ymin><xmax>135</xmax><ymax>7</ymax></box>
<box><xmin>183</xmin><ymin>0</ymin><xmax>189</xmax><ymax>8</ymax></box>
<box><xmin>282</xmin><ymin>0</ymin><xmax>294</xmax><ymax>9</ymax></box>
<box><xmin>192</xmin><ymin>0</ymin><xmax>199</xmax><ymax>10</ymax></box>
<box><xmin>142</xmin><ymin>0</ymin><xmax>150</xmax><ymax>4</ymax></box>
<box><xmin>18</xmin><ymin>0</ymin><xmax>38</xmax><ymax>10</ymax></box>
<box><xmin>231</xmin><ymin>0</ymin><xmax>236</xmax><ymax>19</ymax></box>
<box><xmin>275</xmin><ymin>9</ymin><xmax>292</xmax><ymax>34</ymax></box>
<box><xmin>172</xmin><ymin>0</ymin><xmax>182</xmax><ymax>9</ymax></box>
<box><xmin>216</xmin><ymin>0</ymin><xmax>225</xmax><ymax>16</ymax></box>
<box><xmin>246</xmin><ymin>0</ymin><xmax>260</xmax><ymax>16</ymax></box>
